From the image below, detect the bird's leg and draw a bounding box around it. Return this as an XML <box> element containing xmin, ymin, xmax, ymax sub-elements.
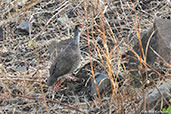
<box><xmin>53</xmin><ymin>79</ymin><xmax>62</xmax><ymax>91</ymax></box>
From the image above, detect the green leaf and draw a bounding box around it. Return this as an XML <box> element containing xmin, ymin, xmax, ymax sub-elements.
<box><xmin>167</xmin><ymin>106</ymin><xmax>171</xmax><ymax>114</ymax></box>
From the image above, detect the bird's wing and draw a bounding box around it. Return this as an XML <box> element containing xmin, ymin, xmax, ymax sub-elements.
<box><xmin>50</xmin><ymin>55</ymin><xmax>71</xmax><ymax>76</ymax></box>
<box><xmin>49</xmin><ymin>47</ymin><xmax>79</xmax><ymax>78</ymax></box>
<box><xmin>48</xmin><ymin>52</ymin><xmax>79</xmax><ymax>86</ymax></box>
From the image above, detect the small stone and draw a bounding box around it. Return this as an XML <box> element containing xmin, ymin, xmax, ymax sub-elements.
<box><xmin>140</xmin><ymin>82</ymin><xmax>171</xmax><ymax>111</ymax></box>
<box><xmin>16</xmin><ymin>20</ymin><xmax>32</xmax><ymax>34</ymax></box>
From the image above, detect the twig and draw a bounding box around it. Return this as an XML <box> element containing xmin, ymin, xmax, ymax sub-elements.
<box><xmin>31</xmin><ymin>1</ymin><xmax>70</xmax><ymax>41</ymax></box>
<box><xmin>0</xmin><ymin>77</ymin><xmax>43</xmax><ymax>83</ymax></box>
<box><xmin>10</xmin><ymin>93</ymin><xmax>87</xmax><ymax>114</ymax></box>
<box><xmin>149</xmin><ymin>46</ymin><xmax>171</xmax><ymax>67</ymax></box>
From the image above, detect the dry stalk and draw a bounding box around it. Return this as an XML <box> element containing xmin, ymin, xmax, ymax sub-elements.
<box><xmin>31</xmin><ymin>1</ymin><xmax>70</xmax><ymax>42</ymax></box>
<box><xmin>83</xmin><ymin>0</ymin><xmax>103</xmax><ymax>107</ymax></box>
<box><xmin>34</xmin><ymin>45</ymin><xmax>49</xmax><ymax>114</ymax></box>
<box><xmin>10</xmin><ymin>93</ymin><xmax>86</xmax><ymax>114</ymax></box>
<box><xmin>98</xmin><ymin>0</ymin><xmax>117</xmax><ymax>105</ymax></box>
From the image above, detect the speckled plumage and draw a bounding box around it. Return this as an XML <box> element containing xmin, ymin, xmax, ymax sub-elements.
<box><xmin>47</xmin><ymin>25</ymin><xmax>82</xmax><ymax>86</ymax></box>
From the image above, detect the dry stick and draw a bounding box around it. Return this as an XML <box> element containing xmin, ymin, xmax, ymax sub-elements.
<box><xmin>127</xmin><ymin>50</ymin><xmax>167</xmax><ymax>87</ymax></box>
<box><xmin>144</xmin><ymin>30</ymin><xmax>155</xmax><ymax>52</ymax></box>
<box><xmin>83</xmin><ymin>0</ymin><xmax>102</xmax><ymax>106</ymax></box>
<box><xmin>153</xmin><ymin>81</ymin><xmax>170</xmax><ymax>106</ymax></box>
<box><xmin>104</xmin><ymin>5</ymin><xmax>125</xmax><ymax>81</ymax></box>
<box><xmin>10</xmin><ymin>93</ymin><xmax>86</xmax><ymax>114</ymax></box>
<box><xmin>17</xmin><ymin>0</ymin><xmax>41</xmax><ymax>12</ymax></box>
<box><xmin>95</xmin><ymin>23</ymin><xmax>110</xmax><ymax>67</ymax></box>
<box><xmin>129</xmin><ymin>1</ymin><xmax>148</xmax><ymax>112</ymax></box>
<box><xmin>73</xmin><ymin>97</ymin><xmax>110</xmax><ymax>107</ymax></box>
<box><xmin>31</xmin><ymin>1</ymin><xmax>70</xmax><ymax>42</ymax></box>
<box><xmin>128</xmin><ymin>47</ymin><xmax>164</xmax><ymax>77</ymax></box>
<box><xmin>103</xmin><ymin>14</ymin><xmax>125</xmax><ymax>113</ymax></box>
<box><xmin>149</xmin><ymin>47</ymin><xmax>171</xmax><ymax>67</ymax></box>
<box><xmin>138</xmin><ymin>80</ymin><xmax>170</xmax><ymax>112</ymax></box>
<box><xmin>106</xmin><ymin>7</ymin><xmax>129</xmax><ymax>112</ymax></box>
<box><xmin>128</xmin><ymin>0</ymin><xmax>145</xmax><ymax>65</ymax></box>
<box><xmin>0</xmin><ymin>77</ymin><xmax>43</xmax><ymax>83</ymax></box>
<box><xmin>91</xmin><ymin>19</ymin><xmax>107</xmax><ymax>71</ymax></box>
<box><xmin>1</xmin><ymin>64</ymin><xmax>12</xmax><ymax>95</ymax></box>
<box><xmin>130</xmin><ymin>0</ymin><xmax>145</xmax><ymax>60</ymax></box>
<box><xmin>128</xmin><ymin>51</ymin><xmax>167</xmax><ymax>112</ymax></box>
<box><xmin>98</xmin><ymin>1</ymin><xmax>117</xmax><ymax>104</ymax></box>
<box><xmin>34</xmin><ymin>46</ymin><xmax>49</xmax><ymax>114</ymax></box>
<box><xmin>144</xmin><ymin>30</ymin><xmax>156</xmax><ymax>72</ymax></box>
<box><xmin>143</xmin><ymin>30</ymin><xmax>156</xmax><ymax>112</ymax></box>
<box><xmin>130</xmin><ymin>0</ymin><xmax>149</xmax><ymax>87</ymax></box>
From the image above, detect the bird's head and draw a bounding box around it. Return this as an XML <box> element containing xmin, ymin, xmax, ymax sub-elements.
<box><xmin>74</xmin><ymin>24</ymin><xmax>83</xmax><ymax>32</ymax></box>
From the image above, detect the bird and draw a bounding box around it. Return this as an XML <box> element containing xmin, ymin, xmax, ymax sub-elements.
<box><xmin>47</xmin><ymin>24</ymin><xmax>83</xmax><ymax>90</ymax></box>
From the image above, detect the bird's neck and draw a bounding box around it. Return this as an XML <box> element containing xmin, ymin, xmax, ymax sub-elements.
<box><xmin>72</xmin><ymin>30</ymin><xmax>81</xmax><ymax>45</ymax></box>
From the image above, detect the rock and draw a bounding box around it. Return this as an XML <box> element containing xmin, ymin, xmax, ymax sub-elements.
<box><xmin>140</xmin><ymin>82</ymin><xmax>171</xmax><ymax>111</ymax></box>
<box><xmin>154</xmin><ymin>18</ymin><xmax>171</xmax><ymax>63</ymax></box>
<box><xmin>127</xmin><ymin>18</ymin><xmax>171</xmax><ymax>66</ymax></box>
<box><xmin>16</xmin><ymin>20</ymin><xmax>32</xmax><ymax>34</ymax></box>
<box><xmin>125</xmin><ymin>28</ymin><xmax>157</xmax><ymax>88</ymax></box>
<box><xmin>90</xmin><ymin>73</ymin><xmax>110</xmax><ymax>96</ymax></box>
<box><xmin>127</xmin><ymin>28</ymin><xmax>157</xmax><ymax>65</ymax></box>
<box><xmin>90</xmin><ymin>73</ymin><xmax>123</xmax><ymax>96</ymax></box>
<box><xmin>125</xmin><ymin>18</ymin><xmax>171</xmax><ymax>88</ymax></box>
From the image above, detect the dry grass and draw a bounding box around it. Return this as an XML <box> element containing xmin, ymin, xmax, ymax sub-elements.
<box><xmin>0</xmin><ymin>0</ymin><xmax>170</xmax><ymax>113</ymax></box>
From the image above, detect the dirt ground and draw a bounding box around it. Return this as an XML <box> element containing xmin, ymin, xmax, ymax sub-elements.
<box><xmin>0</xmin><ymin>0</ymin><xmax>170</xmax><ymax>113</ymax></box>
